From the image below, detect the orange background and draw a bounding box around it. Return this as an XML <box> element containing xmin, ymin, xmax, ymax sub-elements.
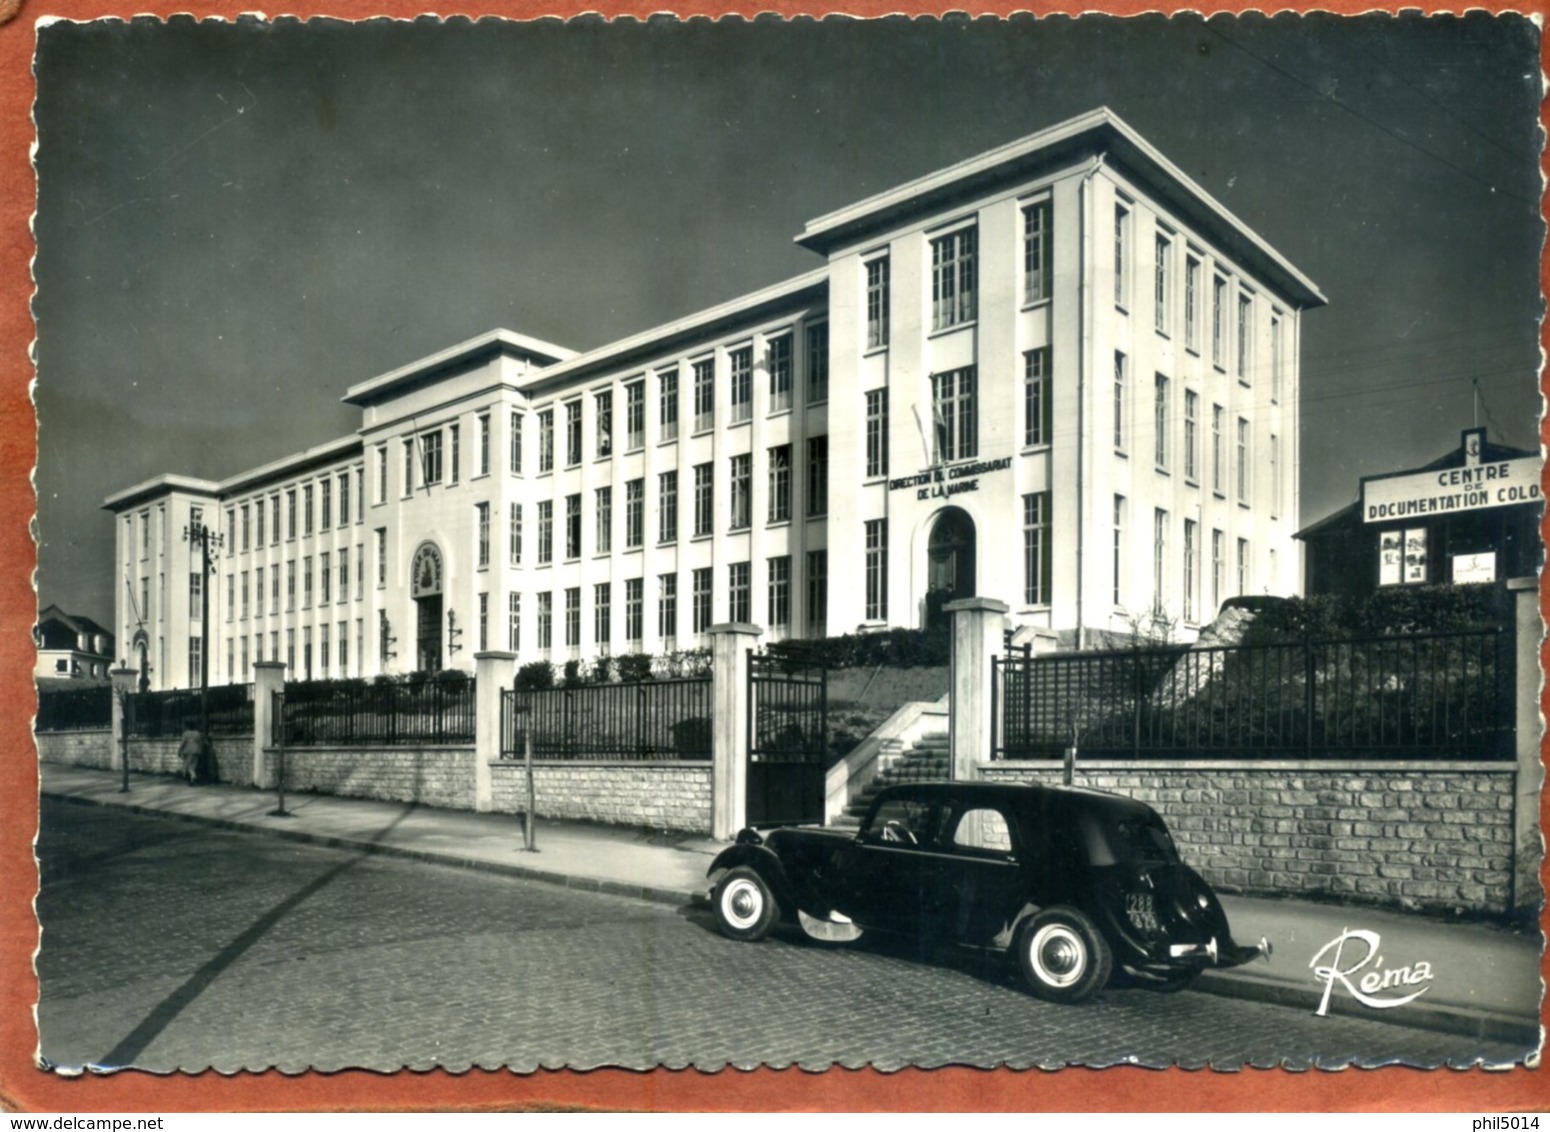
<box><xmin>1</xmin><ymin>0</ymin><xmax>1546</xmax><ymax>1112</ymax></box>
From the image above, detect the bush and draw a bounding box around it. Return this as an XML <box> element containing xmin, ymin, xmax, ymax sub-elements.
<box><xmin>516</xmin><ymin>660</ymin><xmax>555</xmax><ymax>691</ymax></box>
<box><xmin>1239</xmin><ymin>583</ymin><xmax>1511</xmax><ymax>644</ymax></box>
<box><xmin>591</xmin><ymin>655</ymin><xmax>613</xmax><ymax>684</ymax></box>
<box><xmin>780</xmin><ymin>626</ymin><xmax>950</xmax><ymax>670</ymax></box>
<box><xmin>562</xmin><ymin>659</ymin><xmax>585</xmax><ymax>688</ymax></box>
<box><xmin>616</xmin><ymin>653</ymin><xmax>655</xmax><ymax>682</ymax></box>
<box><xmin>435</xmin><ymin>667</ymin><xmax>471</xmax><ymax>684</ymax></box>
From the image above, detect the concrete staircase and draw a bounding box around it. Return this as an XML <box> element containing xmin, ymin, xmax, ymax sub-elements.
<box><xmin>831</xmin><ymin>731</ymin><xmax>951</xmax><ymax>828</ymax></box>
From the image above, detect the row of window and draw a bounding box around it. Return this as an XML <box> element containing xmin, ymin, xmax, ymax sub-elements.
<box><xmin>222</xmin><ymin>545</ymin><xmax>369</xmax><ymax>621</ymax></box>
<box><xmin>1112</xmin><ymin>499</ymin><xmax>1257</xmax><ymax>623</ymax></box>
<box><xmin>224</xmin><ymin>469</ymin><xmax>366</xmax><ymax>556</ymax></box>
<box><xmin>223</xmin><ymin>619</ymin><xmax>366</xmax><ymax>683</ymax></box>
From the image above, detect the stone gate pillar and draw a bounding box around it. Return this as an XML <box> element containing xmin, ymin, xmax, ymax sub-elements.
<box><xmin>710</xmin><ymin>623</ymin><xmax>763</xmax><ymax>840</ymax></box>
<box><xmin>474</xmin><ymin>651</ymin><xmax>519</xmax><ymax>813</ymax></box>
<box><xmin>1508</xmin><ymin>576</ymin><xmax>1542</xmax><ymax>915</ymax></box>
<box><xmin>109</xmin><ymin>667</ymin><xmax>137</xmax><ymax>774</ymax></box>
<box><xmin>251</xmin><ymin>661</ymin><xmax>286</xmax><ymax>788</ymax></box>
<box><xmin>945</xmin><ymin>597</ymin><xmax>1009</xmax><ymax>781</ymax></box>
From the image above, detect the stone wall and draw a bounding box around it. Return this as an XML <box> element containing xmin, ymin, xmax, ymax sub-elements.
<box><xmin>265</xmin><ymin>746</ymin><xmax>477</xmax><ymax>810</ymax></box>
<box><xmin>979</xmin><ymin>760</ymin><xmax>1518</xmax><ymax>915</ymax></box>
<box><xmin>490</xmin><ymin>760</ymin><xmax>713</xmax><ymax>832</ymax></box>
<box><xmin>36</xmin><ymin>729</ymin><xmax>113</xmax><ymax>769</ymax></box>
<box><xmin>36</xmin><ymin>730</ymin><xmax>254</xmax><ymax>785</ymax></box>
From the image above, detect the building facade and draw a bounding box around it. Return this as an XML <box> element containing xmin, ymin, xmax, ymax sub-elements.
<box><xmin>104</xmin><ymin>108</ymin><xmax>1325</xmax><ymax>690</ymax></box>
<box><xmin>34</xmin><ymin>605</ymin><xmax>114</xmax><ymax>681</ymax></box>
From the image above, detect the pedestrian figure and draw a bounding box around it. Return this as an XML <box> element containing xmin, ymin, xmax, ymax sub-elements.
<box><xmin>177</xmin><ymin>720</ymin><xmax>208</xmax><ymax>785</ymax></box>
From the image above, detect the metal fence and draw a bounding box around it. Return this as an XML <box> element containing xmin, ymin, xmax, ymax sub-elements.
<box><xmin>500</xmin><ymin>677</ymin><xmax>713</xmax><ymax>760</ymax></box>
<box><xmin>993</xmin><ymin>628</ymin><xmax>1513</xmax><ymax>762</ymax></box>
<box><xmin>275</xmin><ymin>678</ymin><xmax>476</xmax><ymax>746</ymax></box>
<box><xmin>126</xmin><ymin>683</ymin><xmax>256</xmax><ymax>738</ymax></box>
<box><xmin>35</xmin><ymin>684</ymin><xmax>113</xmax><ymax>731</ymax></box>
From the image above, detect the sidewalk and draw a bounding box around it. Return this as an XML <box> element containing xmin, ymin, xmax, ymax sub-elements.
<box><xmin>39</xmin><ymin>764</ymin><xmax>1543</xmax><ymax>1049</ymax></box>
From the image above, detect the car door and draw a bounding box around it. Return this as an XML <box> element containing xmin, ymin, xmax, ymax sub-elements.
<box><xmin>933</xmin><ymin>802</ymin><xmax>1028</xmax><ymax>946</ymax></box>
<box><xmin>833</xmin><ymin>794</ymin><xmax>942</xmax><ymax>935</ymax></box>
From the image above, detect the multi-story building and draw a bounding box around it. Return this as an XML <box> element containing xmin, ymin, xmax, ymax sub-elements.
<box><xmin>34</xmin><ymin>605</ymin><xmax>115</xmax><ymax>681</ymax></box>
<box><xmin>105</xmin><ymin>108</ymin><xmax>1325</xmax><ymax>690</ymax></box>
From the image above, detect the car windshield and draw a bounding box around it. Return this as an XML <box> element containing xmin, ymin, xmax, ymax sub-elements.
<box><xmin>1078</xmin><ymin>809</ymin><xmax>1181</xmax><ymax>867</ymax></box>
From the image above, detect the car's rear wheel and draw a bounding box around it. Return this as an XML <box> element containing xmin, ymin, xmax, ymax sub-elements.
<box><xmin>713</xmin><ymin>866</ymin><xmax>779</xmax><ymax>942</ymax></box>
<box><xmin>1015</xmin><ymin>907</ymin><xmax>1113</xmax><ymax>1004</ymax></box>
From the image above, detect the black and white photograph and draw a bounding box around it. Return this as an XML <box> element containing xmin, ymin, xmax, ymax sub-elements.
<box><xmin>27</xmin><ymin>11</ymin><xmax>1546</xmax><ymax>1080</ymax></box>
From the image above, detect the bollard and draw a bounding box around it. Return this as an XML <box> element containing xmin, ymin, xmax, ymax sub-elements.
<box><xmin>523</xmin><ymin>727</ymin><xmax>536</xmax><ymax>852</ymax></box>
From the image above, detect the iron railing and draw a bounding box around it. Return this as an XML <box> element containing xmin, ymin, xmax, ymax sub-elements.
<box><xmin>126</xmin><ymin>683</ymin><xmax>255</xmax><ymax>738</ymax></box>
<box><xmin>500</xmin><ymin>677</ymin><xmax>712</xmax><ymax>760</ymax></box>
<box><xmin>993</xmin><ymin>628</ymin><xmax>1513</xmax><ymax>762</ymax></box>
<box><xmin>275</xmin><ymin>678</ymin><xmax>476</xmax><ymax>746</ymax></box>
<box><xmin>35</xmin><ymin>685</ymin><xmax>112</xmax><ymax>731</ymax></box>
<box><xmin>748</xmin><ymin>645</ymin><xmax>828</xmax><ymax>764</ymax></box>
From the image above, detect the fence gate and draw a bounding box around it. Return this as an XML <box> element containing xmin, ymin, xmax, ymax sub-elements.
<box><xmin>746</xmin><ymin>645</ymin><xmax>828</xmax><ymax>825</ymax></box>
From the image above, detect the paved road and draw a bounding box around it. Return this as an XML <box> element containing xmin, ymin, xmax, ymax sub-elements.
<box><xmin>34</xmin><ymin>800</ymin><xmax>1530</xmax><ymax>1074</ymax></box>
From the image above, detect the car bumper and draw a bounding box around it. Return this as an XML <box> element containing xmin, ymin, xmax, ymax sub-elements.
<box><xmin>1167</xmin><ymin>934</ymin><xmax>1273</xmax><ymax>969</ymax></box>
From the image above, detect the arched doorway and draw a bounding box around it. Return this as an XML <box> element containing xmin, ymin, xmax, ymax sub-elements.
<box><xmin>410</xmin><ymin>542</ymin><xmax>444</xmax><ymax>673</ymax></box>
<box><xmin>925</xmin><ymin>506</ymin><xmax>976</xmax><ymax>630</ymax></box>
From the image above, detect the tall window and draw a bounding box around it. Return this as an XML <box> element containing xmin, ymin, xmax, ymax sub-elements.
<box><xmin>476</xmin><ymin>596</ymin><xmax>488</xmax><ymax>651</ymax></box>
<box><xmin>805</xmin><ymin>323</ymin><xmax>829</xmax><ymax>403</ymax></box>
<box><xmin>538</xmin><ymin>592</ymin><xmax>553</xmax><ymax>650</ymax></box>
<box><xmin>807</xmin><ymin>437</ymin><xmax>829</xmax><ymax>517</ymax></box>
<box><xmin>189</xmin><ymin>638</ymin><xmax>202</xmax><ymax>685</ymax></box>
<box><xmin>1211</xmin><ymin>404</ymin><xmax>1225</xmax><ymax>493</ymax></box>
<box><xmin>1185</xmin><ymin>254</ymin><xmax>1201</xmax><ymax>351</ymax></box>
<box><xmin>767</xmin><ymin>556</ymin><xmax>791</xmax><ymax>629</ymax></box>
<box><xmin>337</xmin><ymin>473</ymin><xmax>349</xmax><ymax>528</ymax></box>
<box><xmin>1237</xmin><ymin>293</ymin><xmax>1254</xmax><ymax>380</ymax></box>
<box><xmin>319</xmin><ymin>482</ymin><xmax>332</xmax><ymax>530</ymax></box>
<box><xmin>478</xmin><ymin>413</ymin><xmax>491</xmax><ymax>476</ymax></box>
<box><xmin>729</xmin><ymin>347</ymin><xmax>753</xmax><ymax>424</ymax></box>
<box><xmin>254</xmin><ymin>566</ymin><xmax>263</xmax><ymax>617</ymax></box>
<box><xmin>1237</xmin><ymin>417</ymin><xmax>1250</xmax><ymax>503</ymax></box>
<box><xmin>288</xmin><ymin>489</ymin><xmax>298</xmax><ymax>537</ymax></box>
<box><xmin>338</xmin><ymin>622</ymin><xmax>348</xmax><ymax>675</ymax></box>
<box><xmin>692</xmin><ymin>567</ymin><xmax>713</xmax><ymax>634</ymax></box>
<box><xmin>693</xmin><ymin>359</ymin><xmax>714</xmax><ymax>432</ymax></box>
<box><xmin>539</xmin><ymin>409</ymin><xmax>554</xmax><ymax>473</ymax></box>
<box><xmin>421</xmin><ymin>431</ymin><xmax>443</xmax><ymax>485</ymax></box>
<box><xmin>693</xmin><ymin>463</ymin><xmax>714</xmax><ymax>537</ymax></box>
<box><xmin>1270</xmin><ymin>433</ymin><xmax>1281</xmax><ymax>519</ymax></box>
<box><xmin>865</xmin><ymin>389</ymin><xmax>889</xmax><ymax>478</ymax></box>
<box><xmin>1154</xmin><ymin>232</ymin><xmax>1172</xmax><ymax>334</ymax></box>
<box><xmin>1212</xmin><ymin>530</ymin><xmax>1225</xmax><ymax>616</ymax></box>
<box><xmin>1023</xmin><ymin>199</ymin><xmax>1051</xmax><ymax>303</ymax></box>
<box><xmin>625</xmin><ymin>381</ymin><xmax>645</xmax><ymax>450</ymax></box>
<box><xmin>243</xmin><ymin>568</ymin><xmax>252</xmax><ymax>617</ymax></box>
<box><xmin>931</xmin><ymin>227</ymin><xmax>977</xmax><ymax>330</ymax></box>
<box><xmin>1113</xmin><ymin>352</ymin><xmax>1127</xmax><ymax>451</ymax></box>
<box><xmin>303</xmin><ymin>485</ymin><xmax>315</xmax><ymax>534</ymax></box>
<box><xmin>508</xmin><ymin>593</ymin><xmax>521</xmax><ymax>652</ymax></box>
<box><xmin>1024</xmin><ymin>349</ymin><xmax>1051</xmax><ymax>447</ymax></box>
<box><xmin>509</xmin><ymin>411</ymin><xmax>523</xmax><ymax>474</ymax></box>
<box><xmin>241</xmin><ymin>504</ymin><xmax>251</xmax><ymax>551</ymax></box>
<box><xmin>509</xmin><ymin>503</ymin><xmax>522</xmax><ymax>565</ymax></box>
<box><xmin>318</xmin><ymin>625</ymin><xmax>327</xmax><ymax>676</ymax></box>
<box><xmin>625</xmin><ymin>578</ymin><xmax>643</xmax><ymax>645</ymax></box>
<box><xmin>477</xmin><ymin>502</ymin><xmax>491</xmax><ymax>568</ymax></box>
<box><xmin>1114</xmin><ymin>203</ymin><xmax>1131</xmax><ymax>307</ymax></box>
<box><xmin>728</xmin><ymin>562</ymin><xmax>751</xmax><ymax>624</ymax></box>
<box><xmin>1236</xmin><ymin>538</ymin><xmax>1249</xmax><ymax>596</ymax></box>
<box><xmin>1023</xmin><ymin>493</ymin><xmax>1051</xmax><ymax>605</ymax></box>
<box><xmin>565</xmin><ymin>494</ymin><xmax>581</xmax><ymax>559</ymax></box>
<box><xmin>595</xmin><ymin>390</ymin><xmax>613</xmax><ymax>458</ymax></box>
<box><xmin>659</xmin><ymin>370</ymin><xmax>679</xmax><ymax>441</ymax></box>
<box><xmin>1154</xmin><ymin>374</ymin><xmax>1170</xmax><ymax>470</ymax></box>
<box><xmin>595</xmin><ymin>486</ymin><xmax>612</xmax><ymax>554</ymax></box>
<box><xmin>625</xmin><ymin>479</ymin><xmax>644</xmax><ymax>548</ymax></box>
<box><xmin>227</xmin><ymin>574</ymin><xmax>234</xmax><ymax>621</ymax></box>
<box><xmin>374</xmin><ymin>529</ymin><xmax>385</xmax><ymax>588</ymax></box>
<box><xmin>659</xmin><ymin>471</ymin><xmax>678</xmax><ymax>544</ymax></box>
<box><xmin>806</xmin><ymin>550</ymin><xmax>827</xmax><ymax>637</ymax></box>
<box><xmin>1183</xmin><ymin>519</ymin><xmax>1198</xmax><ymax>623</ymax></box>
<box><xmin>729</xmin><ymin>455</ymin><xmax>751</xmax><ymax>531</ymax></box>
<box><xmin>335</xmin><ymin>550</ymin><xmax>346</xmax><ymax>602</ymax></box>
<box><xmin>768</xmin><ymin>335</ymin><xmax>792</xmax><ymax>413</ymax></box>
<box><xmin>1211</xmin><ymin>275</ymin><xmax>1227</xmax><ymax>367</ymax></box>
<box><xmin>864</xmin><ymin>520</ymin><xmax>888</xmax><ymax>621</ymax></box>
<box><xmin>658</xmin><ymin>573</ymin><xmax>678</xmax><ymax>642</ymax></box>
<box><xmin>931</xmin><ymin>368</ymin><xmax>976</xmax><ymax>462</ymax></box>
<box><xmin>400</xmin><ymin>439</ymin><xmax>414</xmax><ymax>496</ymax></box>
<box><xmin>1112</xmin><ymin>496</ymin><xmax>1125</xmax><ymax>605</ymax></box>
<box><xmin>376</xmin><ymin>445</ymin><xmax>388</xmax><ymax>504</ymax></box>
<box><xmin>1152</xmin><ymin>509</ymin><xmax>1168</xmax><ymax>614</ymax></box>
<box><xmin>564</xmin><ymin>587</ymin><xmax>581</xmax><ymax>649</ymax></box>
<box><xmin>594</xmin><ymin>582</ymin><xmax>611</xmax><ymax>648</ymax></box>
<box><xmin>768</xmin><ymin>445</ymin><xmax>791</xmax><ymax>523</ymax></box>
<box><xmin>1271</xmin><ymin>314</ymin><xmax>1284</xmax><ymax>403</ymax></box>
<box><xmin>190</xmin><ymin>572</ymin><xmax>203</xmax><ymax>621</ymax></box>
<box><xmin>537</xmin><ymin>500</ymin><xmax>554</xmax><ymax>564</ymax></box>
<box><xmin>449</xmin><ymin>424</ymin><xmax>460</xmax><ymax>484</ymax></box>
<box><xmin>865</xmin><ymin>257</ymin><xmax>890</xmax><ymax>349</ymax></box>
<box><xmin>271</xmin><ymin>495</ymin><xmax>281</xmax><ymax>543</ymax></box>
<box><xmin>1184</xmin><ymin>390</ymin><xmax>1199</xmax><ymax>482</ymax></box>
<box><xmin>303</xmin><ymin>556</ymin><xmax>313</xmax><ymax>608</ymax></box>
<box><xmin>565</xmin><ymin>401</ymin><xmax>582</xmax><ymax>466</ymax></box>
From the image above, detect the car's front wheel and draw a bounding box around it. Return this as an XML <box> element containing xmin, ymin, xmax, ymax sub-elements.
<box><xmin>712</xmin><ymin>866</ymin><xmax>779</xmax><ymax>942</ymax></box>
<box><xmin>1015</xmin><ymin>907</ymin><xmax>1113</xmax><ymax>1004</ymax></box>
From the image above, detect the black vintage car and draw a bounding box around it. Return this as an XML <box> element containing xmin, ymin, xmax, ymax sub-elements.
<box><xmin>706</xmin><ymin>781</ymin><xmax>1270</xmax><ymax>1003</ymax></box>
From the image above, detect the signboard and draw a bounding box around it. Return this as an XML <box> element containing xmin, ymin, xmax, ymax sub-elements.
<box><xmin>1379</xmin><ymin>528</ymin><xmax>1428</xmax><ymax>586</ymax></box>
<box><xmin>1362</xmin><ymin>455</ymin><xmax>1542</xmax><ymax>523</ymax></box>
<box><xmin>888</xmin><ymin>456</ymin><xmax>1012</xmax><ymax>501</ymax></box>
<box><xmin>1452</xmin><ymin>552</ymin><xmax>1498</xmax><ymax>584</ymax></box>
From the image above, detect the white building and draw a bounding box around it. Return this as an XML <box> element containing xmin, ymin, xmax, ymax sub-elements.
<box><xmin>105</xmin><ymin>108</ymin><xmax>1325</xmax><ymax>691</ymax></box>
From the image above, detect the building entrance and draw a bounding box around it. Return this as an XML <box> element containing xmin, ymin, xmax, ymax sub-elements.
<box><xmin>410</xmin><ymin>542</ymin><xmax>444</xmax><ymax>673</ymax></box>
<box><xmin>925</xmin><ymin>506</ymin><xmax>976</xmax><ymax>630</ymax></box>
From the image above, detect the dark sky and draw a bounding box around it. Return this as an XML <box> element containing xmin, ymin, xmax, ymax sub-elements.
<box><xmin>31</xmin><ymin>13</ymin><xmax>1543</xmax><ymax>628</ymax></box>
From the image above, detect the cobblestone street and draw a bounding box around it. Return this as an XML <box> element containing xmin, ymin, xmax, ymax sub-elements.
<box><xmin>35</xmin><ymin>800</ymin><xmax>1529</xmax><ymax>1074</ymax></box>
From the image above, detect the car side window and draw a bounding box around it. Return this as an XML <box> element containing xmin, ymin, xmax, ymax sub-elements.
<box><xmin>862</xmin><ymin>798</ymin><xmax>933</xmax><ymax>847</ymax></box>
<box><xmin>944</xmin><ymin>807</ymin><xmax>1015</xmax><ymax>859</ymax></box>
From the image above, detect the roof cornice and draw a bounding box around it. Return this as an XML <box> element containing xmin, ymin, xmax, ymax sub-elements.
<box><xmin>343</xmin><ymin>328</ymin><xmax>577</xmax><ymax>407</ymax></box>
<box><xmin>102</xmin><ymin>474</ymin><xmax>222</xmax><ymax>513</ymax></box>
